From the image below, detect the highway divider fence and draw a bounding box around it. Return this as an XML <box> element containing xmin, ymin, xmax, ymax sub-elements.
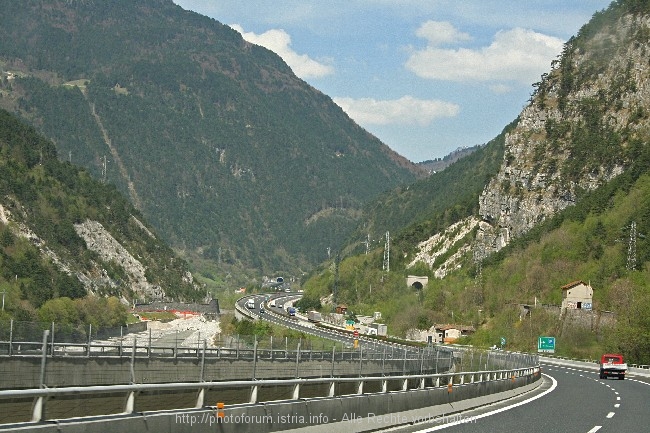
<box><xmin>0</xmin><ymin>363</ymin><xmax>540</xmax><ymax>426</ymax></box>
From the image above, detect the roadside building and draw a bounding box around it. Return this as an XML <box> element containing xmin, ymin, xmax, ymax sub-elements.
<box><xmin>406</xmin><ymin>323</ymin><xmax>475</xmax><ymax>344</ymax></box>
<box><xmin>561</xmin><ymin>280</ymin><xmax>593</xmax><ymax>311</ymax></box>
<box><xmin>437</xmin><ymin>324</ymin><xmax>476</xmax><ymax>344</ymax></box>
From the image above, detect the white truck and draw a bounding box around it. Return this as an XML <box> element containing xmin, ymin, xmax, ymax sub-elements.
<box><xmin>599</xmin><ymin>353</ymin><xmax>627</xmax><ymax>380</ymax></box>
<box><xmin>368</xmin><ymin>323</ymin><xmax>388</xmax><ymax>337</ymax></box>
<box><xmin>245</xmin><ymin>299</ymin><xmax>255</xmax><ymax>309</ymax></box>
<box><xmin>307</xmin><ymin>311</ymin><xmax>322</xmax><ymax>323</ymax></box>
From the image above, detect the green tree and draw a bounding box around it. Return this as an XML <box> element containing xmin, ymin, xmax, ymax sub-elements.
<box><xmin>38</xmin><ymin>297</ymin><xmax>79</xmax><ymax>324</ymax></box>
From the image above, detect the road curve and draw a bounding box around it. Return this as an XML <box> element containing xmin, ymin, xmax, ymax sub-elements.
<box><xmin>378</xmin><ymin>362</ymin><xmax>650</xmax><ymax>433</ymax></box>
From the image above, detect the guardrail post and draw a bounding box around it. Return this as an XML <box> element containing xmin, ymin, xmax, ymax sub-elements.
<box><xmin>8</xmin><ymin>319</ymin><xmax>13</xmax><ymax>356</ymax></box>
<box><xmin>359</xmin><ymin>347</ymin><xmax>363</xmax><ymax>377</ymax></box>
<box><xmin>174</xmin><ymin>330</ymin><xmax>178</xmax><ymax>360</ymax></box>
<box><xmin>124</xmin><ymin>391</ymin><xmax>136</xmax><ymax>413</ymax></box>
<box><xmin>252</xmin><ymin>337</ymin><xmax>258</xmax><ymax>379</ymax></box>
<box><xmin>200</xmin><ymin>340</ymin><xmax>206</xmax><ymax>382</ymax></box>
<box><xmin>147</xmin><ymin>328</ymin><xmax>152</xmax><ymax>358</ymax></box>
<box><xmin>196</xmin><ymin>331</ymin><xmax>201</xmax><ymax>358</ymax></box>
<box><xmin>381</xmin><ymin>379</ymin><xmax>387</xmax><ymax>393</ymax></box>
<box><xmin>32</xmin><ymin>396</ymin><xmax>45</xmax><ymax>422</ymax></box>
<box><xmin>119</xmin><ymin>326</ymin><xmax>123</xmax><ymax>357</ymax></box>
<box><xmin>270</xmin><ymin>336</ymin><xmax>273</xmax><ymax>360</ymax></box>
<box><xmin>87</xmin><ymin>323</ymin><xmax>92</xmax><ymax>357</ymax></box>
<box><xmin>402</xmin><ymin>348</ymin><xmax>407</xmax><ymax>375</ymax></box>
<box><xmin>331</xmin><ymin>346</ymin><xmax>336</xmax><ymax>377</ymax></box>
<box><xmin>130</xmin><ymin>337</ymin><xmax>136</xmax><ymax>384</ymax></box>
<box><xmin>381</xmin><ymin>345</ymin><xmax>386</xmax><ymax>376</ymax></box>
<box><xmin>39</xmin><ymin>330</ymin><xmax>49</xmax><ymax>388</ymax></box>
<box><xmin>420</xmin><ymin>348</ymin><xmax>425</xmax><ymax>374</ymax></box>
<box><xmin>292</xmin><ymin>383</ymin><xmax>300</xmax><ymax>400</ymax></box>
<box><xmin>328</xmin><ymin>381</ymin><xmax>335</xmax><ymax>397</ymax></box>
<box><xmin>295</xmin><ymin>341</ymin><xmax>301</xmax><ymax>378</ymax></box>
<box><xmin>196</xmin><ymin>388</ymin><xmax>205</xmax><ymax>408</ymax></box>
<box><xmin>250</xmin><ymin>385</ymin><xmax>258</xmax><ymax>404</ymax></box>
<box><xmin>50</xmin><ymin>322</ymin><xmax>54</xmax><ymax>356</ymax></box>
<box><xmin>402</xmin><ymin>378</ymin><xmax>408</xmax><ymax>391</ymax></box>
<box><xmin>357</xmin><ymin>380</ymin><xmax>363</xmax><ymax>395</ymax></box>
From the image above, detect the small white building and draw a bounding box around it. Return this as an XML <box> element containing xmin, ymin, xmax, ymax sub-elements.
<box><xmin>561</xmin><ymin>280</ymin><xmax>593</xmax><ymax>311</ymax></box>
<box><xmin>406</xmin><ymin>323</ymin><xmax>475</xmax><ymax>344</ymax></box>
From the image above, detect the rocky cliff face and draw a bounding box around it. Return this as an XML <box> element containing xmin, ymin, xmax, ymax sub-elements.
<box><xmin>74</xmin><ymin>220</ymin><xmax>165</xmax><ymax>300</ymax></box>
<box><xmin>409</xmin><ymin>7</ymin><xmax>650</xmax><ymax>276</ymax></box>
<box><xmin>476</xmin><ymin>11</ymin><xmax>650</xmax><ymax>257</ymax></box>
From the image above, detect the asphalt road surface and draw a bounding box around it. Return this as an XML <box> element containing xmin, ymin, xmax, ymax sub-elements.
<box><xmin>377</xmin><ymin>362</ymin><xmax>650</xmax><ymax>433</ymax></box>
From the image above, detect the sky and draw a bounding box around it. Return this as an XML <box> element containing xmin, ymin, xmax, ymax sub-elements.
<box><xmin>173</xmin><ymin>1</ymin><xmax>613</xmax><ymax>163</ymax></box>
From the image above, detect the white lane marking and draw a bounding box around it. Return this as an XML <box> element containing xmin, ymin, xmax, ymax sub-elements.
<box><xmin>607</xmin><ymin>412</ymin><xmax>615</xmax><ymax>418</ymax></box>
<box><xmin>614</xmin><ymin>404</ymin><xmax>620</xmax><ymax>408</ymax></box>
<box><xmin>587</xmin><ymin>427</ymin><xmax>602</xmax><ymax>433</ymax></box>
<box><xmin>413</xmin><ymin>374</ymin><xmax>558</xmax><ymax>432</ymax></box>
<box><xmin>617</xmin><ymin>396</ymin><xmax>621</xmax><ymax>400</ymax></box>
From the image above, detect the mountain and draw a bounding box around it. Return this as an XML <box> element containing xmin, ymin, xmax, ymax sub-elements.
<box><xmin>299</xmin><ymin>0</ymin><xmax>650</xmax><ymax>361</ymax></box>
<box><xmin>0</xmin><ymin>108</ymin><xmax>202</xmax><ymax>315</ymax></box>
<box><xmin>0</xmin><ymin>0</ymin><xmax>421</xmax><ymax>276</ymax></box>
<box><xmin>340</xmin><ymin>126</ymin><xmax>508</xmax><ymax>262</ymax></box>
<box><xmin>476</xmin><ymin>4</ymin><xmax>647</xmax><ymax>255</ymax></box>
<box><xmin>410</xmin><ymin>0</ymin><xmax>650</xmax><ymax>274</ymax></box>
<box><xmin>417</xmin><ymin>145</ymin><xmax>482</xmax><ymax>174</ymax></box>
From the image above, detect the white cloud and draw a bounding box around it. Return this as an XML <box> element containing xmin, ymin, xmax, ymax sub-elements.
<box><xmin>415</xmin><ymin>20</ymin><xmax>472</xmax><ymax>46</ymax></box>
<box><xmin>406</xmin><ymin>25</ymin><xmax>564</xmax><ymax>86</ymax></box>
<box><xmin>229</xmin><ymin>24</ymin><xmax>334</xmax><ymax>79</ymax></box>
<box><xmin>489</xmin><ymin>83</ymin><xmax>512</xmax><ymax>94</ymax></box>
<box><xmin>333</xmin><ymin>96</ymin><xmax>459</xmax><ymax>126</ymax></box>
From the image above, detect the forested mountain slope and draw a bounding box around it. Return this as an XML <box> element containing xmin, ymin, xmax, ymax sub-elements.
<box><xmin>0</xmin><ymin>0</ymin><xmax>420</xmax><ymax>275</ymax></box>
<box><xmin>0</xmin><ymin>109</ymin><xmax>202</xmax><ymax>317</ymax></box>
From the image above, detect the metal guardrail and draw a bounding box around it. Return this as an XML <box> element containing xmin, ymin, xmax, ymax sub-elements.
<box><xmin>0</xmin><ymin>365</ymin><xmax>540</xmax><ymax>424</ymax></box>
<box><xmin>0</xmin><ymin>339</ymin><xmax>423</xmax><ymax>361</ymax></box>
<box><xmin>540</xmin><ymin>353</ymin><xmax>650</xmax><ymax>370</ymax></box>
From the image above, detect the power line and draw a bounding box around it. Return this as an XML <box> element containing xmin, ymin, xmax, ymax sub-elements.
<box><xmin>382</xmin><ymin>232</ymin><xmax>390</xmax><ymax>273</ymax></box>
<box><xmin>627</xmin><ymin>221</ymin><xmax>637</xmax><ymax>271</ymax></box>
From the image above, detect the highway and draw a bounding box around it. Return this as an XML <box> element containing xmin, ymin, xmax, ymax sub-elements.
<box><xmin>236</xmin><ymin>293</ymin><xmax>420</xmax><ymax>355</ymax></box>
<box><xmin>375</xmin><ymin>362</ymin><xmax>650</xmax><ymax>432</ymax></box>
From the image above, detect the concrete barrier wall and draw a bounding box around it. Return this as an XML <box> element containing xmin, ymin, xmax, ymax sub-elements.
<box><xmin>12</xmin><ymin>373</ymin><xmax>541</xmax><ymax>433</ymax></box>
<box><xmin>0</xmin><ymin>356</ymin><xmax>443</xmax><ymax>389</ymax></box>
